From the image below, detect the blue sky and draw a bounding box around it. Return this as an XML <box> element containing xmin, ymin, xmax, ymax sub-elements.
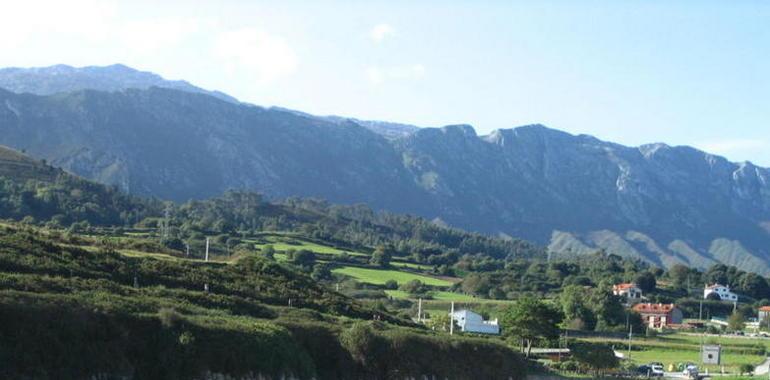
<box><xmin>1</xmin><ymin>0</ymin><xmax>768</xmax><ymax>164</ymax></box>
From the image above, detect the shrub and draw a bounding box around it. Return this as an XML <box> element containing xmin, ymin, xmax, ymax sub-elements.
<box><xmin>740</xmin><ymin>363</ymin><xmax>754</xmax><ymax>375</ymax></box>
<box><xmin>339</xmin><ymin>322</ymin><xmax>387</xmax><ymax>367</ymax></box>
<box><xmin>158</xmin><ymin>307</ymin><xmax>182</xmax><ymax>328</ymax></box>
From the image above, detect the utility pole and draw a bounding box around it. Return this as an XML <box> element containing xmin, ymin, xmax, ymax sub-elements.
<box><xmin>450</xmin><ymin>301</ymin><xmax>455</xmax><ymax>335</ymax></box>
<box><xmin>627</xmin><ymin>324</ymin><xmax>633</xmax><ymax>359</ymax></box>
<box><xmin>699</xmin><ymin>299</ymin><xmax>704</xmax><ymax>321</ymax></box>
<box><xmin>205</xmin><ymin>237</ymin><xmax>210</xmax><ymax>262</ymax></box>
<box><xmin>417</xmin><ymin>298</ymin><xmax>423</xmax><ymax>323</ymax></box>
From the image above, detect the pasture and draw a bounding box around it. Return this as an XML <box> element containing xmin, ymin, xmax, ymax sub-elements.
<box><xmin>331</xmin><ymin>266</ymin><xmax>454</xmax><ymax>287</ymax></box>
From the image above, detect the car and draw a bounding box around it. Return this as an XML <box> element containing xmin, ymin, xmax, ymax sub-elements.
<box><xmin>637</xmin><ymin>364</ymin><xmax>651</xmax><ymax>376</ymax></box>
<box><xmin>650</xmin><ymin>364</ymin><xmax>664</xmax><ymax>377</ymax></box>
<box><xmin>683</xmin><ymin>363</ymin><xmax>699</xmax><ymax>378</ymax></box>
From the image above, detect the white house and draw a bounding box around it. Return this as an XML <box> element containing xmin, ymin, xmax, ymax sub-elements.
<box><xmin>613</xmin><ymin>283</ymin><xmax>643</xmax><ymax>304</ymax></box>
<box><xmin>450</xmin><ymin>309</ymin><xmax>500</xmax><ymax>335</ymax></box>
<box><xmin>704</xmin><ymin>284</ymin><xmax>739</xmax><ymax>302</ymax></box>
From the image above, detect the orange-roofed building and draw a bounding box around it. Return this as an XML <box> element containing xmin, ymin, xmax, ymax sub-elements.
<box><xmin>759</xmin><ymin>306</ymin><xmax>770</xmax><ymax>322</ymax></box>
<box><xmin>632</xmin><ymin>303</ymin><xmax>683</xmax><ymax>329</ymax></box>
<box><xmin>613</xmin><ymin>283</ymin><xmax>643</xmax><ymax>304</ymax></box>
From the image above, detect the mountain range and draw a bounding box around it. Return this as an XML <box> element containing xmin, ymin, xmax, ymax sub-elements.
<box><xmin>1</xmin><ymin>64</ymin><xmax>768</xmax><ymax>274</ymax></box>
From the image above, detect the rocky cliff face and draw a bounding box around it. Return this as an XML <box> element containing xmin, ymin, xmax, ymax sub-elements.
<box><xmin>1</xmin><ymin>67</ymin><xmax>769</xmax><ymax>273</ymax></box>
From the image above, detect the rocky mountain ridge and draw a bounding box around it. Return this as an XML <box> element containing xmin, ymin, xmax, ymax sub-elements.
<box><xmin>0</xmin><ymin>65</ymin><xmax>768</xmax><ymax>274</ymax></box>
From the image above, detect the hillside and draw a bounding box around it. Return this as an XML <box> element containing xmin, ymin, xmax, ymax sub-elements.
<box><xmin>0</xmin><ymin>145</ymin><xmax>60</xmax><ymax>182</ymax></box>
<box><xmin>0</xmin><ymin>147</ymin><xmax>542</xmax><ymax>262</ymax></box>
<box><xmin>0</xmin><ymin>66</ymin><xmax>769</xmax><ymax>274</ymax></box>
<box><xmin>0</xmin><ymin>223</ymin><xmax>526</xmax><ymax>379</ymax></box>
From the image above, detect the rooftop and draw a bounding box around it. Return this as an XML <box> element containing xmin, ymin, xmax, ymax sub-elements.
<box><xmin>613</xmin><ymin>283</ymin><xmax>638</xmax><ymax>290</ymax></box>
<box><xmin>632</xmin><ymin>303</ymin><xmax>677</xmax><ymax>313</ymax></box>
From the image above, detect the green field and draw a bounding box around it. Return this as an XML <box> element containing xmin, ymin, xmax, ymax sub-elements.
<box><xmin>391</xmin><ymin>261</ymin><xmax>430</xmax><ymax>270</ymax></box>
<box><xmin>248</xmin><ymin>234</ymin><xmax>368</xmax><ymax>257</ymax></box>
<box><xmin>332</xmin><ymin>266</ymin><xmax>454</xmax><ymax>287</ymax></box>
<box><xmin>385</xmin><ymin>289</ymin><xmax>482</xmax><ymax>302</ymax></box>
<box><xmin>581</xmin><ymin>332</ymin><xmax>769</xmax><ymax>373</ymax></box>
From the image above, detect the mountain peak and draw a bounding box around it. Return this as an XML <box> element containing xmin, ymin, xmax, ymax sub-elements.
<box><xmin>441</xmin><ymin>124</ymin><xmax>477</xmax><ymax>136</ymax></box>
<box><xmin>0</xmin><ymin>64</ymin><xmax>238</xmax><ymax>103</ymax></box>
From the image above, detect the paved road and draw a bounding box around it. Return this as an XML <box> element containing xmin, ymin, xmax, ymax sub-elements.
<box><xmin>755</xmin><ymin>356</ymin><xmax>770</xmax><ymax>375</ymax></box>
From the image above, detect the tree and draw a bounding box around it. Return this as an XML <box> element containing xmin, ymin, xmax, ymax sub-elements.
<box><xmin>339</xmin><ymin>322</ymin><xmax>387</xmax><ymax>367</ymax></box>
<box><xmin>289</xmin><ymin>249</ymin><xmax>316</xmax><ymax>266</ymax></box>
<box><xmin>739</xmin><ymin>272</ymin><xmax>770</xmax><ymax>300</ymax></box>
<box><xmin>400</xmin><ymin>279</ymin><xmax>427</xmax><ymax>295</ymax></box>
<box><xmin>425</xmin><ymin>313</ymin><xmax>457</xmax><ymax>332</ymax></box>
<box><xmin>311</xmin><ymin>263</ymin><xmax>331</xmax><ymax>281</ymax></box>
<box><xmin>262</xmin><ymin>244</ymin><xmax>275</xmax><ymax>260</ymax></box>
<box><xmin>500</xmin><ymin>296</ymin><xmax>563</xmax><ymax>357</ymax></box>
<box><xmin>634</xmin><ymin>272</ymin><xmax>656</xmax><ymax>293</ymax></box>
<box><xmin>369</xmin><ymin>245</ymin><xmax>393</xmax><ymax>268</ymax></box>
<box><xmin>728</xmin><ymin>311</ymin><xmax>745</xmax><ymax>332</ymax></box>
<box><xmin>589</xmin><ymin>285</ymin><xmax>626</xmax><ymax>331</ymax></box>
<box><xmin>559</xmin><ymin>285</ymin><xmax>596</xmax><ymax>331</ymax></box>
<box><xmin>384</xmin><ymin>280</ymin><xmax>398</xmax><ymax>290</ymax></box>
<box><xmin>461</xmin><ymin>273</ymin><xmax>492</xmax><ymax>296</ymax></box>
<box><xmin>570</xmin><ymin>342</ymin><xmax>619</xmax><ymax>374</ymax></box>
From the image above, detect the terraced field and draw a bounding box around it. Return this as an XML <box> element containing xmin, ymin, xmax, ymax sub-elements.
<box><xmin>332</xmin><ymin>266</ymin><xmax>455</xmax><ymax>287</ymax></box>
<box><xmin>248</xmin><ymin>233</ymin><xmax>368</xmax><ymax>257</ymax></box>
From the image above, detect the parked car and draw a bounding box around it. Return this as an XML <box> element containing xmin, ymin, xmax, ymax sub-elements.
<box><xmin>650</xmin><ymin>364</ymin><xmax>664</xmax><ymax>377</ymax></box>
<box><xmin>637</xmin><ymin>363</ymin><xmax>664</xmax><ymax>377</ymax></box>
<box><xmin>683</xmin><ymin>363</ymin><xmax>699</xmax><ymax>378</ymax></box>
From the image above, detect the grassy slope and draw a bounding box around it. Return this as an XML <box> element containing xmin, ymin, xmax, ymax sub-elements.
<box><xmin>0</xmin><ymin>145</ymin><xmax>60</xmax><ymax>182</ymax></box>
<box><xmin>332</xmin><ymin>266</ymin><xmax>454</xmax><ymax>287</ymax></box>
<box><xmin>249</xmin><ymin>234</ymin><xmax>368</xmax><ymax>257</ymax></box>
<box><xmin>0</xmin><ymin>223</ymin><xmax>526</xmax><ymax>379</ymax></box>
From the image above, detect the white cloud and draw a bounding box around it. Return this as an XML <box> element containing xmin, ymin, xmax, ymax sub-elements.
<box><xmin>366</xmin><ymin>64</ymin><xmax>425</xmax><ymax>85</ymax></box>
<box><xmin>0</xmin><ymin>0</ymin><xmax>118</xmax><ymax>48</ymax></box>
<box><xmin>214</xmin><ymin>28</ymin><xmax>298</xmax><ymax>83</ymax></box>
<box><xmin>370</xmin><ymin>23</ymin><xmax>395</xmax><ymax>43</ymax></box>
<box><xmin>120</xmin><ymin>18</ymin><xmax>201</xmax><ymax>54</ymax></box>
<box><xmin>696</xmin><ymin>139</ymin><xmax>769</xmax><ymax>156</ymax></box>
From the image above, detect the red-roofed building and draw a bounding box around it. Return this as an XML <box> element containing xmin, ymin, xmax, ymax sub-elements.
<box><xmin>758</xmin><ymin>306</ymin><xmax>770</xmax><ymax>322</ymax></box>
<box><xmin>613</xmin><ymin>283</ymin><xmax>643</xmax><ymax>304</ymax></box>
<box><xmin>632</xmin><ymin>303</ymin><xmax>683</xmax><ymax>329</ymax></box>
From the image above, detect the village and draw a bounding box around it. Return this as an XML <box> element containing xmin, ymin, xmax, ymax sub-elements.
<box><xmin>436</xmin><ymin>281</ymin><xmax>770</xmax><ymax>379</ymax></box>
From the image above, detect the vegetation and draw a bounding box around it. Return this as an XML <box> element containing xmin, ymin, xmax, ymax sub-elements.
<box><xmin>5</xmin><ymin>148</ymin><xmax>770</xmax><ymax>378</ymax></box>
<box><xmin>0</xmin><ymin>225</ymin><xmax>526</xmax><ymax>379</ymax></box>
<box><xmin>500</xmin><ymin>296</ymin><xmax>562</xmax><ymax>357</ymax></box>
<box><xmin>331</xmin><ymin>266</ymin><xmax>453</xmax><ymax>287</ymax></box>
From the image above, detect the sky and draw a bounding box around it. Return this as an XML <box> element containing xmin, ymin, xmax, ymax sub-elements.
<box><xmin>1</xmin><ymin>0</ymin><xmax>768</xmax><ymax>164</ymax></box>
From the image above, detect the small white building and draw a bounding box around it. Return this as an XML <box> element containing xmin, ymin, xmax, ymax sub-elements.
<box><xmin>450</xmin><ymin>309</ymin><xmax>500</xmax><ymax>335</ymax></box>
<box><xmin>613</xmin><ymin>283</ymin><xmax>643</xmax><ymax>304</ymax></box>
<box><xmin>704</xmin><ymin>284</ymin><xmax>738</xmax><ymax>302</ymax></box>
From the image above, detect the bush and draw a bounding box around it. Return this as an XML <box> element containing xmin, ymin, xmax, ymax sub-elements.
<box><xmin>158</xmin><ymin>307</ymin><xmax>182</xmax><ymax>328</ymax></box>
<box><xmin>740</xmin><ymin>363</ymin><xmax>755</xmax><ymax>375</ymax></box>
<box><xmin>339</xmin><ymin>322</ymin><xmax>387</xmax><ymax>367</ymax></box>
<box><xmin>569</xmin><ymin>342</ymin><xmax>619</xmax><ymax>373</ymax></box>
